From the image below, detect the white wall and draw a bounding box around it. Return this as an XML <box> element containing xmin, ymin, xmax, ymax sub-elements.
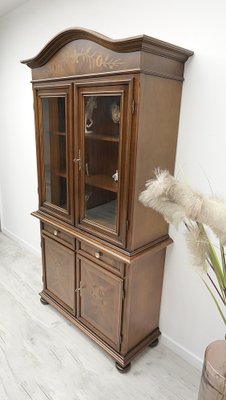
<box><xmin>0</xmin><ymin>0</ymin><xmax>225</xmax><ymax>367</ymax></box>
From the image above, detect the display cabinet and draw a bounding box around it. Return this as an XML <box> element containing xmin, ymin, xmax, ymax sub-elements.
<box><xmin>22</xmin><ymin>28</ymin><xmax>193</xmax><ymax>372</ymax></box>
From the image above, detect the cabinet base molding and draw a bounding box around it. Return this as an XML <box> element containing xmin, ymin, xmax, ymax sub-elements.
<box><xmin>39</xmin><ymin>291</ymin><xmax>161</xmax><ymax>370</ymax></box>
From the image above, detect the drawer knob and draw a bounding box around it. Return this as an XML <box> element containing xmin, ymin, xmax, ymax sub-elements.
<box><xmin>53</xmin><ymin>230</ymin><xmax>58</xmax><ymax>236</ymax></box>
<box><xmin>95</xmin><ymin>251</ymin><xmax>101</xmax><ymax>259</ymax></box>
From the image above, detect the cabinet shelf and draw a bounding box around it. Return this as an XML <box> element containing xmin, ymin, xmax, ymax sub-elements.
<box><xmin>85</xmin><ymin>133</ymin><xmax>119</xmax><ymax>143</ymax></box>
<box><xmin>57</xmin><ymin>170</ymin><xmax>67</xmax><ymax>178</ymax></box>
<box><xmin>53</xmin><ymin>131</ymin><xmax>66</xmax><ymax>136</ymax></box>
<box><xmin>85</xmin><ymin>174</ymin><xmax>118</xmax><ymax>193</ymax></box>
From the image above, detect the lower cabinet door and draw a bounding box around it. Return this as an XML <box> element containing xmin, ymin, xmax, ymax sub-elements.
<box><xmin>42</xmin><ymin>234</ymin><xmax>75</xmax><ymax>314</ymax></box>
<box><xmin>77</xmin><ymin>255</ymin><xmax>123</xmax><ymax>351</ymax></box>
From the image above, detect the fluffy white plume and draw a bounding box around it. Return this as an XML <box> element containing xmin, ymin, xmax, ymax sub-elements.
<box><xmin>185</xmin><ymin>226</ymin><xmax>208</xmax><ymax>273</ymax></box>
<box><xmin>139</xmin><ymin>168</ymin><xmax>226</xmax><ymax>243</ymax></box>
<box><xmin>139</xmin><ymin>168</ymin><xmax>226</xmax><ymax>325</ymax></box>
<box><xmin>139</xmin><ymin>169</ymin><xmax>194</xmax><ymax>226</ymax></box>
<box><xmin>139</xmin><ymin>169</ymin><xmax>185</xmax><ymax>226</ymax></box>
<box><xmin>197</xmin><ymin>197</ymin><xmax>226</xmax><ymax>245</ymax></box>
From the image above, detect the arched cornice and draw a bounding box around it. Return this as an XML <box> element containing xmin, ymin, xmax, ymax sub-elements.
<box><xmin>21</xmin><ymin>28</ymin><xmax>193</xmax><ymax>68</ymax></box>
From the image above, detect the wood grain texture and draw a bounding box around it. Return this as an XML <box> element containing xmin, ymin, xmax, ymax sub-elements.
<box><xmin>21</xmin><ymin>29</ymin><xmax>193</xmax><ymax>82</ymax></box>
<box><xmin>121</xmin><ymin>249</ymin><xmax>166</xmax><ymax>354</ymax></box>
<box><xmin>21</xmin><ymin>27</ymin><xmax>193</xmax><ymax>69</ymax></box>
<box><xmin>79</xmin><ymin>241</ymin><xmax>124</xmax><ymax>276</ymax></box>
<box><xmin>22</xmin><ymin>30</ymin><xmax>193</xmax><ymax>372</ymax></box>
<box><xmin>30</xmin><ymin>40</ymin><xmax>140</xmax><ymax>81</ymax></box>
<box><xmin>42</xmin><ymin>234</ymin><xmax>75</xmax><ymax>313</ymax></box>
<box><xmin>0</xmin><ymin>233</ymin><xmax>200</xmax><ymax>400</ymax></box>
<box><xmin>32</xmin><ymin>209</ymin><xmax>172</xmax><ymax>261</ymax></box>
<box><xmin>43</xmin><ymin>222</ymin><xmax>75</xmax><ymax>249</ymax></box>
<box><xmin>77</xmin><ymin>255</ymin><xmax>123</xmax><ymax>350</ymax></box>
<box><xmin>127</xmin><ymin>74</ymin><xmax>183</xmax><ymax>250</ymax></box>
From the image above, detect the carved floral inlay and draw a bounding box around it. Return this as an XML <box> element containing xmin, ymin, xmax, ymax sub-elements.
<box><xmin>71</xmin><ymin>47</ymin><xmax>125</xmax><ymax>70</ymax></box>
<box><xmin>43</xmin><ymin>45</ymin><xmax>126</xmax><ymax>77</ymax></box>
<box><xmin>90</xmin><ymin>284</ymin><xmax>106</xmax><ymax>312</ymax></box>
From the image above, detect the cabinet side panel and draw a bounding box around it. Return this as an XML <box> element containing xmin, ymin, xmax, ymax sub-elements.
<box><xmin>129</xmin><ymin>74</ymin><xmax>183</xmax><ymax>250</ymax></box>
<box><xmin>125</xmin><ymin>249</ymin><xmax>166</xmax><ymax>353</ymax></box>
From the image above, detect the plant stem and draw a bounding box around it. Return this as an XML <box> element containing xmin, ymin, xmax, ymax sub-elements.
<box><xmin>207</xmin><ymin>273</ymin><xmax>225</xmax><ymax>304</ymax></box>
<box><xmin>197</xmin><ymin>222</ymin><xmax>225</xmax><ymax>297</ymax></box>
<box><xmin>202</xmin><ymin>278</ymin><xmax>226</xmax><ymax>326</ymax></box>
<box><xmin>220</xmin><ymin>242</ymin><xmax>226</xmax><ymax>279</ymax></box>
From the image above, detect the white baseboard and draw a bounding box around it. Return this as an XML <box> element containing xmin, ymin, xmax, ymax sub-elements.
<box><xmin>2</xmin><ymin>227</ymin><xmax>41</xmax><ymax>257</ymax></box>
<box><xmin>160</xmin><ymin>333</ymin><xmax>203</xmax><ymax>371</ymax></box>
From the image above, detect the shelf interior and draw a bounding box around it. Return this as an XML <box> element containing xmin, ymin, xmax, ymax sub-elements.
<box><xmin>57</xmin><ymin>170</ymin><xmax>67</xmax><ymax>178</ymax></box>
<box><xmin>85</xmin><ymin>174</ymin><xmax>118</xmax><ymax>193</ymax></box>
<box><xmin>85</xmin><ymin>133</ymin><xmax>119</xmax><ymax>143</ymax></box>
<box><xmin>53</xmin><ymin>131</ymin><xmax>66</xmax><ymax>136</ymax></box>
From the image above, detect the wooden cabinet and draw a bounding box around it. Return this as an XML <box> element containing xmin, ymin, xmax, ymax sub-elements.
<box><xmin>22</xmin><ymin>28</ymin><xmax>193</xmax><ymax>372</ymax></box>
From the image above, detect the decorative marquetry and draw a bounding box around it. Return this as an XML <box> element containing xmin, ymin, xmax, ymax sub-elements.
<box><xmin>43</xmin><ymin>235</ymin><xmax>75</xmax><ymax>312</ymax></box>
<box><xmin>77</xmin><ymin>256</ymin><xmax>123</xmax><ymax>350</ymax></box>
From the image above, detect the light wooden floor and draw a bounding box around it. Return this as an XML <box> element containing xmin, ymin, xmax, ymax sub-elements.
<box><xmin>0</xmin><ymin>232</ymin><xmax>201</xmax><ymax>400</ymax></box>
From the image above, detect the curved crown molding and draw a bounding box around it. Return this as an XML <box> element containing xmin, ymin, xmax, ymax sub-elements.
<box><xmin>21</xmin><ymin>28</ymin><xmax>194</xmax><ymax>69</ymax></box>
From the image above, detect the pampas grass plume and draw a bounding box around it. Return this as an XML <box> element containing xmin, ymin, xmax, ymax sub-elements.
<box><xmin>139</xmin><ymin>168</ymin><xmax>226</xmax><ymax>325</ymax></box>
<box><xmin>185</xmin><ymin>226</ymin><xmax>208</xmax><ymax>273</ymax></box>
<box><xmin>139</xmin><ymin>168</ymin><xmax>226</xmax><ymax>244</ymax></box>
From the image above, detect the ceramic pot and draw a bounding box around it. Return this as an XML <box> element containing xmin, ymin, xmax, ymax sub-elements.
<box><xmin>198</xmin><ymin>340</ymin><xmax>226</xmax><ymax>400</ymax></box>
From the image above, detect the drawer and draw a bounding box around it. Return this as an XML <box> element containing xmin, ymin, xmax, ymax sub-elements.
<box><xmin>43</xmin><ymin>223</ymin><xmax>75</xmax><ymax>249</ymax></box>
<box><xmin>79</xmin><ymin>241</ymin><xmax>124</xmax><ymax>276</ymax></box>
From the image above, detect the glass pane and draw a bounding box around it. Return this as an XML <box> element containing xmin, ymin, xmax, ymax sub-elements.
<box><xmin>83</xmin><ymin>95</ymin><xmax>121</xmax><ymax>231</ymax></box>
<box><xmin>42</xmin><ymin>97</ymin><xmax>67</xmax><ymax>209</ymax></box>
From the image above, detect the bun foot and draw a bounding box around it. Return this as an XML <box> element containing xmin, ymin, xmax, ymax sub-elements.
<box><xmin>40</xmin><ymin>297</ymin><xmax>49</xmax><ymax>305</ymax></box>
<box><xmin>149</xmin><ymin>338</ymin><xmax>159</xmax><ymax>348</ymax></box>
<box><xmin>115</xmin><ymin>362</ymin><xmax>131</xmax><ymax>373</ymax></box>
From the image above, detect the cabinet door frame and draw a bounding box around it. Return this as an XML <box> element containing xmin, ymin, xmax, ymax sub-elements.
<box><xmin>76</xmin><ymin>254</ymin><xmax>124</xmax><ymax>351</ymax></box>
<box><xmin>74</xmin><ymin>78</ymin><xmax>134</xmax><ymax>247</ymax></box>
<box><xmin>42</xmin><ymin>234</ymin><xmax>76</xmax><ymax>315</ymax></box>
<box><xmin>34</xmin><ymin>83</ymin><xmax>74</xmax><ymax>224</ymax></box>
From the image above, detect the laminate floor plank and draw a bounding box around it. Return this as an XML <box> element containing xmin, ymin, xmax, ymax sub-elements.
<box><xmin>0</xmin><ymin>233</ymin><xmax>201</xmax><ymax>400</ymax></box>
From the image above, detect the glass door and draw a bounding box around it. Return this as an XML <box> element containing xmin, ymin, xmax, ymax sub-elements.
<box><xmin>77</xmin><ymin>83</ymin><xmax>132</xmax><ymax>245</ymax></box>
<box><xmin>36</xmin><ymin>86</ymin><xmax>73</xmax><ymax>223</ymax></box>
